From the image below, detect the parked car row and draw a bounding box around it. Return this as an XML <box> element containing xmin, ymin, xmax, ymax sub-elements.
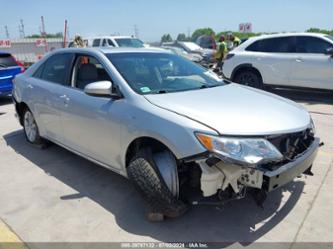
<box><xmin>161</xmin><ymin>41</ymin><xmax>216</xmax><ymax>66</ymax></box>
<box><xmin>68</xmin><ymin>36</ymin><xmax>148</xmax><ymax>48</ymax></box>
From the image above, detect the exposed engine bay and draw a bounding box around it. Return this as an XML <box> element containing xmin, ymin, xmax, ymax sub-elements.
<box><xmin>172</xmin><ymin>129</ymin><xmax>321</xmax><ymax>207</ymax></box>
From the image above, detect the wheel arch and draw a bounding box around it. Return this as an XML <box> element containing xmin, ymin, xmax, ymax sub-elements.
<box><xmin>231</xmin><ymin>63</ymin><xmax>263</xmax><ymax>83</ymax></box>
<box><xmin>15</xmin><ymin>101</ymin><xmax>29</xmax><ymax>126</ymax></box>
<box><xmin>125</xmin><ymin>136</ymin><xmax>177</xmax><ymax>168</ymax></box>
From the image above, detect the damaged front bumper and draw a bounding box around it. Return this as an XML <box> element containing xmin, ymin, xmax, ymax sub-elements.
<box><xmin>196</xmin><ymin>137</ymin><xmax>320</xmax><ymax>200</ymax></box>
<box><xmin>263</xmin><ymin>137</ymin><xmax>319</xmax><ymax>192</ymax></box>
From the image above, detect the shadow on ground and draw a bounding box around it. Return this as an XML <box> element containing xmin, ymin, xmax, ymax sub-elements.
<box><xmin>0</xmin><ymin>96</ymin><xmax>12</xmax><ymax>107</ymax></box>
<box><xmin>269</xmin><ymin>88</ymin><xmax>333</xmax><ymax>105</ymax></box>
<box><xmin>3</xmin><ymin>130</ymin><xmax>305</xmax><ymax>245</ymax></box>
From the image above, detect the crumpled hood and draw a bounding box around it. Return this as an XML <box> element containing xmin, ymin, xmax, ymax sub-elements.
<box><xmin>144</xmin><ymin>84</ymin><xmax>311</xmax><ymax>136</ymax></box>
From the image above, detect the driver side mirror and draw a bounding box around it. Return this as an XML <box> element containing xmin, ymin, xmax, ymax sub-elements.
<box><xmin>84</xmin><ymin>81</ymin><xmax>121</xmax><ymax>98</ymax></box>
<box><xmin>325</xmin><ymin>47</ymin><xmax>333</xmax><ymax>57</ymax></box>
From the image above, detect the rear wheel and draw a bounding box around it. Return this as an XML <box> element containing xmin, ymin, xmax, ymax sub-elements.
<box><xmin>23</xmin><ymin>108</ymin><xmax>47</xmax><ymax>147</ymax></box>
<box><xmin>234</xmin><ymin>69</ymin><xmax>263</xmax><ymax>89</ymax></box>
<box><xmin>127</xmin><ymin>148</ymin><xmax>188</xmax><ymax>221</ymax></box>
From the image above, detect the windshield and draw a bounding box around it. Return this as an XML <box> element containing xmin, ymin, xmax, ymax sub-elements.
<box><xmin>182</xmin><ymin>42</ymin><xmax>203</xmax><ymax>51</ymax></box>
<box><xmin>325</xmin><ymin>35</ymin><xmax>333</xmax><ymax>42</ymax></box>
<box><xmin>107</xmin><ymin>52</ymin><xmax>224</xmax><ymax>94</ymax></box>
<box><xmin>164</xmin><ymin>47</ymin><xmax>188</xmax><ymax>55</ymax></box>
<box><xmin>115</xmin><ymin>38</ymin><xmax>144</xmax><ymax>48</ymax></box>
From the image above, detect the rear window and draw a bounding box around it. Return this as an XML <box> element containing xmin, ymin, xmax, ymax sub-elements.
<box><xmin>92</xmin><ymin>39</ymin><xmax>101</xmax><ymax>47</ymax></box>
<box><xmin>0</xmin><ymin>54</ymin><xmax>18</xmax><ymax>68</ymax></box>
<box><xmin>296</xmin><ymin>36</ymin><xmax>333</xmax><ymax>53</ymax></box>
<box><xmin>38</xmin><ymin>53</ymin><xmax>74</xmax><ymax>85</ymax></box>
<box><xmin>115</xmin><ymin>38</ymin><xmax>144</xmax><ymax>48</ymax></box>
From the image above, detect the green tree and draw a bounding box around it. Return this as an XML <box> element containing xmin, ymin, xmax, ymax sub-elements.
<box><xmin>307</xmin><ymin>28</ymin><xmax>333</xmax><ymax>36</ymax></box>
<box><xmin>215</xmin><ymin>31</ymin><xmax>259</xmax><ymax>41</ymax></box>
<box><xmin>191</xmin><ymin>28</ymin><xmax>215</xmax><ymax>42</ymax></box>
<box><xmin>161</xmin><ymin>34</ymin><xmax>173</xmax><ymax>43</ymax></box>
<box><xmin>176</xmin><ymin>33</ymin><xmax>187</xmax><ymax>41</ymax></box>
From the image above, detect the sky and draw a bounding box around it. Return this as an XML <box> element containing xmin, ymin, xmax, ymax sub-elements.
<box><xmin>0</xmin><ymin>0</ymin><xmax>332</xmax><ymax>42</ymax></box>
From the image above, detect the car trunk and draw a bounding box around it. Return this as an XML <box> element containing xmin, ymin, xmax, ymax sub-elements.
<box><xmin>0</xmin><ymin>54</ymin><xmax>21</xmax><ymax>93</ymax></box>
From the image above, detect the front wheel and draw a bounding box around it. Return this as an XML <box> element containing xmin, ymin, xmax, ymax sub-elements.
<box><xmin>234</xmin><ymin>70</ymin><xmax>263</xmax><ymax>89</ymax></box>
<box><xmin>23</xmin><ymin>108</ymin><xmax>47</xmax><ymax>147</ymax></box>
<box><xmin>127</xmin><ymin>149</ymin><xmax>188</xmax><ymax>220</ymax></box>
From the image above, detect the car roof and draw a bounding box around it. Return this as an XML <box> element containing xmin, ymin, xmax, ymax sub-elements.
<box><xmin>234</xmin><ymin>32</ymin><xmax>331</xmax><ymax>51</ymax></box>
<box><xmin>87</xmin><ymin>36</ymin><xmax>138</xmax><ymax>40</ymax></box>
<box><xmin>54</xmin><ymin>47</ymin><xmax>170</xmax><ymax>55</ymax></box>
<box><xmin>0</xmin><ymin>51</ymin><xmax>11</xmax><ymax>55</ymax></box>
<box><xmin>249</xmin><ymin>32</ymin><xmax>328</xmax><ymax>41</ymax></box>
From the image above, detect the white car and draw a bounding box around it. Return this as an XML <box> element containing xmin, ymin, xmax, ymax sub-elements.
<box><xmin>222</xmin><ymin>33</ymin><xmax>333</xmax><ymax>90</ymax></box>
<box><xmin>68</xmin><ymin>36</ymin><xmax>147</xmax><ymax>48</ymax></box>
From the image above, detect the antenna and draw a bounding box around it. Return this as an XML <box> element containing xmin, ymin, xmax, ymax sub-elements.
<box><xmin>4</xmin><ymin>25</ymin><xmax>10</xmax><ymax>39</ymax></box>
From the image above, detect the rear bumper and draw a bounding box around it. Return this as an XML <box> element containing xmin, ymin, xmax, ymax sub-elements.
<box><xmin>0</xmin><ymin>80</ymin><xmax>13</xmax><ymax>96</ymax></box>
<box><xmin>264</xmin><ymin>138</ymin><xmax>320</xmax><ymax>192</ymax></box>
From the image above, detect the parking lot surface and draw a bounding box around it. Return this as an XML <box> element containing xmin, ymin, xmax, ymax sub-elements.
<box><xmin>0</xmin><ymin>89</ymin><xmax>333</xmax><ymax>246</ymax></box>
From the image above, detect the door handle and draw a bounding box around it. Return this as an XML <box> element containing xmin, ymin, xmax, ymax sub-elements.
<box><xmin>27</xmin><ymin>84</ymin><xmax>33</xmax><ymax>89</ymax></box>
<box><xmin>296</xmin><ymin>58</ymin><xmax>303</xmax><ymax>63</ymax></box>
<box><xmin>59</xmin><ymin>94</ymin><xmax>70</xmax><ymax>104</ymax></box>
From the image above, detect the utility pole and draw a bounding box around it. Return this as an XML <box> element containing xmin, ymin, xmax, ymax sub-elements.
<box><xmin>40</xmin><ymin>16</ymin><xmax>48</xmax><ymax>52</ymax></box>
<box><xmin>187</xmin><ymin>27</ymin><xmax>191</xmax><ymax>40</ymax></box>
<box><xmin>134</xmin><ymin>24</ymin><xmax>139</xmax><ymax>38</ymax></box>
<box><xmin>18</xmin><ymin>19</ymin><xmax>25</xmax><ymax>38</ymax></box>
<box><xmin>63</xmin><ymin>20</ymin><xmax>68</xmax><ymax>48</ymax></box>
<box><xmin>4</xmin><ymin>25</ymin><xmax>10</xmax><ymax>39</ymax></box>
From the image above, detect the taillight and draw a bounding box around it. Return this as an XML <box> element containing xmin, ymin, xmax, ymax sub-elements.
<box><xmin>12</xmin><ymin>56</ymin><xmax>25</xmax><ymax>72</ymax></box>
<box><xmin>225</xmin><ymin>53</ymin><xmax>235</xmax><ymax>60</ymax></box>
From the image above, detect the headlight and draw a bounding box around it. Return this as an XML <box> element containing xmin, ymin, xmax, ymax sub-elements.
<box><xmin>195</xmin><ymin>133</ymin><xmax>283</xmax><ymax>165</ymax></box>
<box><xmin>310</xmin><ymin>118</ymin><xmax>316</xmax><ymax>135</ymax></box>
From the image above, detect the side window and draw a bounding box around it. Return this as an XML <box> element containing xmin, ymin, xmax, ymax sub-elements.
<box><xmin>33</xmin><ymin>63</ymin><xmax>45</xmax><ymax>79</ymax></box>
<box><xmin>246</xmin><ymin>40</ymin><xmax>261</xmax><ymax>51</ymax></box>
<box><xmin>107</xmin><ymin>39</ymin><xmax>115</xmax><ymax>47</ymax></box>
<box><xmin>102</xmin><ymin>39</ymin><xmax>107</xmax><ymax>47</ymax></box>
<box><xmin>73</xmin><ymin>55</ymin><xmax>112</xmax><ymax>90</ymax></box>
<box><xmin>40</xmin><ymin>54</ymin><xmax>73</xmax><ymax>85</ymax></box>
<box><xmin>92</xmin><ymin>39</ymin><xmax>101</xmax><ymax>47</ymax></box>
<box><xmin>296</xmin><ymin>36</ymin><xmax>333</xmax><ymax>53</ymax></box>
<box><xmin>247</xmin><ymin>37</ymin><xmax>295</xmax><ymax>53</ymax></box>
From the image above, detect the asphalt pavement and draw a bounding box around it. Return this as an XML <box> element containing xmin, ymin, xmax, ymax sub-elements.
<box><xmin>0</xmin><ymin>90</ymin><xmax>332</xmax><ymax>247</ymax></box>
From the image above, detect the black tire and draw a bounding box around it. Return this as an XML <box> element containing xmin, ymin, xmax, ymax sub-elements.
<box><xmin>22</xmin><ymin>108</ymin><xmax>48</xmax><ymax>148</ymax></box>
<box><xmin>127</xmin><ymin>148</ymin><xmax>188</xmax><ymax>219</ymax></box>
<box><xmin>234</xmin><ymin>69</ymin><xmax>263</xmax><ymax>89</ymax></box>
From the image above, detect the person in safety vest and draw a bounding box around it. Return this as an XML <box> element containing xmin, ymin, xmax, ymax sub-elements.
<box><xmin>226</xmin><ymin>32</ymin><xmax>241</xmax><ymax>50</ymax></box>
<box><xmin>73</xmin><ymin>35</ymin><xmax>86</xmax><ymax>48</ymax></box>
<box><xmin>215</xmin><ymin>35</ymin><xmax>227</xmax><ymax>68</ymax></box>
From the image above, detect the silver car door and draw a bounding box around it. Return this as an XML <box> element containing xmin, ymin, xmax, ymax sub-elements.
<box><xmin>289</xmin><ymin>36</ymin><xmax>333</xmax><ymax>90</ymax></box>
<box><xmin>60</xmin><ymin>54</ymin><xmax>122</xmax><ymax>170</ymax></box>
<box><xmin>32</xmin><ymin>53</ymin><xmax>74</xmax><ymax>143</ymax></box>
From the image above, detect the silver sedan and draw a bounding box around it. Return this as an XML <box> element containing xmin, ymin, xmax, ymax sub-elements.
<box><xmin>13</xmin><ymin>48</ymin><xmax>320</xmax><ymax>220</ymax></box>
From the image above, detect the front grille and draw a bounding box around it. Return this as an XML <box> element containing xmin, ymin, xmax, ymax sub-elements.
<box><xmin>264</xmin><ymin>128</ymin><xmax>315</xmax><ymax>170</ymax></box>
